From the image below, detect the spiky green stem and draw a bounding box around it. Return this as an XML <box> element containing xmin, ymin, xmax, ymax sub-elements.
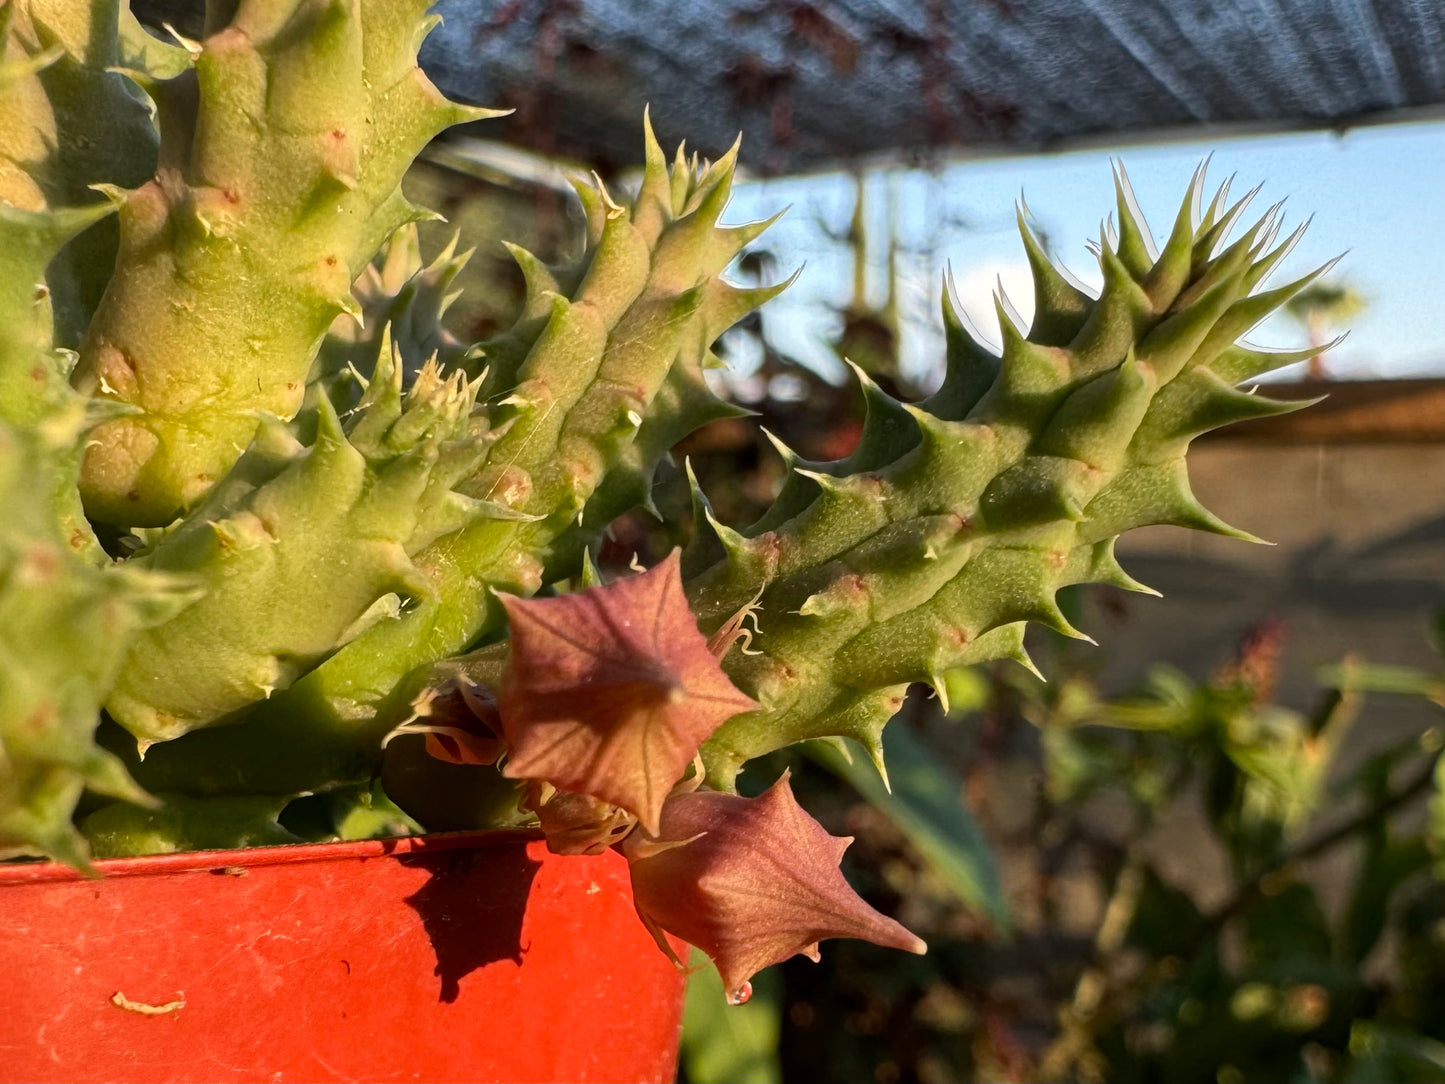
<box><xmin>688</xmin><ymin>165</ymin><xmax>1331</xmax><ymax>787</ymax></box>
<box><xmin>118</xmin><ymin>120</ymin><xmax>788</xmax><ymax>797</ymax></box>
<box><xmin>72</xmin><ymin>0</ymin><xmax>496</xmax><ymax>527</ymax></box>
<box><xmin>104</xmin><ymin>341</ymin><xmax>514</xmax><ymax>745</ymax></box>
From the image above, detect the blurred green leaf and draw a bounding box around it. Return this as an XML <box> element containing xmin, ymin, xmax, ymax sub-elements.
<box><xmin>1430</xmin><ymin>610</ymin><xmax>1445</xmax><ymax>661</ymax></box>
<box><xmin>1343</xmin><ymin>830</ymin><xmax>1431</xmax><ymax>964</ymax></box>
<box><xmin>809</xmin><ymin>724</ymin><xmax>1010</xmax><ymax>933</ymax></box>
<box><xmin>680</xmin><ymin>947</ymin><xmax>782</xmax><ymax>1084</ymax></box>
<box><xmin>274</xmin><ymin>780</ymin><xmax>424</xmax><ymax>842</ymax></box>
<box><xmin>940</xmin><ymin>667</ymin><xmax>991</xmax><ymax>719</ymax></box>
<box><xmin>1319</xmin><ymin>662</ymin><xmax>1445</xmax><ymax>707</ymax></box>
<box><xmin>1243</xmin><ymin>881</ymin><xmax>1331</xmax><ymax>967</ymax></box>
<box><xmin>1431</xmin><ymin>753</ymin><xmax>1445</xmax><ymax>877</ymax></box>
<box><xmin>1126</xmin><ymin>867</ymin><xmax>1204</xmax><ymax>958</ymax></box>
<box><xmin>329</xmin><ymin>779</ymin><xmax>424</xmax><ymax>840</ymax></box>
<box><xmin>1101</xmin><ymin>666</ymin><xmax>1203</xmax><ymax>734</ymax></box>
<box><xmin>1041</xmin><ymin>719</ymin><xmax>1181</xmax><ymax>811</ymax></box>
<box><xmin>1345</xmin><ymin>1022</ymin><xmax>1445</xmax><ymax>1083</ymax></box>
<box><xmin>81</xmin><ymin>793</ymin><xmax>302</xmax><ymax>856</ymax></box>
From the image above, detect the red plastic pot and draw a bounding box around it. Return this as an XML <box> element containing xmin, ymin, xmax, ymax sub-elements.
<box><xmin>0</xmin><ymin>831</ymin><xmax>685</xmax><ymax>1083</ymax></box>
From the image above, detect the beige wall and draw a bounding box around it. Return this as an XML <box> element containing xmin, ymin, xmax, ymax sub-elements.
<box><xmin>1084</xmin><ymin>440</ymin><xmax>1445</xmax><ymax>755</ymax></box>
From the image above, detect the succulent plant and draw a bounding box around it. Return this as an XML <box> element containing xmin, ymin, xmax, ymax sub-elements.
<box><xmin>0</xmin><ymin>0</ymin><xmax>1335</xmax><ymax>1001</ymax></box>
<box><xmin>71</xmin><ymin>0</ymin><xmax>499</xmax><ymax>527</ymax></box>
<box><xmin>686</xmin><ymin>164</ymin><xmax>1331</xmax><ymax>790</ymax></box>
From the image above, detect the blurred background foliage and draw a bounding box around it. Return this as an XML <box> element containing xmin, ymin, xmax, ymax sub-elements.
<box><xmin>677</xmin><ymin>605</ymin><xmax>1445</xmax><ymax>1084</ymax></box>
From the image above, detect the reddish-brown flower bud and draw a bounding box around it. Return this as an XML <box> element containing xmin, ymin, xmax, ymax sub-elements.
<box><xmin>522</xmin><ymin>781</ymin><xmax>638</xmax><ymax>856</ymax></box>
<box><xmin>623</xmin><ymin>771</ymin><xmax>926</xmax><ymax>1003</ymax></box>
<box><xmin>498</xmin><ymin>550</ymin><xmax>757</xmax><ymax>833</ymax></box>
<box><xmin>381</xmin><ymin>679</ymin><xmax>505</xmax><ymax>766</ymax></box>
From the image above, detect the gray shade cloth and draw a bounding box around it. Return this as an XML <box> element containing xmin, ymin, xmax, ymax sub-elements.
<box><xmin>425</xmin><ymin>0</ymin><xmax>1445</xmax><ymax>172</ymax></box>
<box><xmin>125</xmin><ymin>0</ymin><xmax>1445</xmax><ymax>173</ymax></box>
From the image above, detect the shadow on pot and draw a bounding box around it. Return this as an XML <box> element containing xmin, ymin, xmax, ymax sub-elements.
<box><xmin>400</xmin><ymin>845</ymin><xmax>542</xmax><ymax>1002</ymax></box>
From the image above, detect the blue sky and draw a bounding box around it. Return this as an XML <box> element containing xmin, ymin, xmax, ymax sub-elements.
<box><xmin>725</xmin><ymin>116</ymin><xmax>1445</xmax><ymax>387</ymax></box>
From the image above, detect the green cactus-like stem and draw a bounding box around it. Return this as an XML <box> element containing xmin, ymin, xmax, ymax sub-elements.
<box><xmin>79</xmin><ymin>792</ymin><xmax>303</xmax><ymax>856</ymax></box>
<box><xmin>306</xmin><ymin>135</ymin><xmax>782</xmax><ymax>697</ymax></box>
<box><xmin>689</xmin><ymin>166</ymin><xmax>1331</xmax><ymax>788</ymax></box>
<box><xmin>543</xmin><ymin>252</ymin><xmax>793</xmax><ymax>581</ymax></box>
<box><xmin>0</xmin><ymin>201</ymin><xmax>112</xmax><ymax>553</ymax></box>
<box><xmin>117</xmin><ymin>122</ymin><xmax>789</xmax><ymax>798</ymax></box>
<box><xmin>0</xmin><ymin>1</ymin><xmax>186</xmax><ymax>556</ymax></box>
<box><xmin>313</xmin><ymin>222</ymin><xmax>475</xmax><ymax>405</ymax></box>
<box><xmin>104</xmin><ymin>339</ymin><xmax>517</xmax><ymax>746</ymax></box>
<box><xmin>73</xmin><ymin>0</ymin><xmax>497</xmax><ymax>528</ymax></box>
<box><xmin>0</xmin><ymin>4</ymin><xmax>204</xmax><ymax>868</ymax></box>
<box><xmin>1</xmin><ymin>1</ymin><xmax>180</xmax><ymax>345</ymax></box>
<box><xmin>0</xmin><ymin>419</ymin><xmax>195</xmax><ymax>868</ymax></box>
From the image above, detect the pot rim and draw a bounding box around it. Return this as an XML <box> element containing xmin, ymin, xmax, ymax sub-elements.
<box><xmin>0</xmin><ymin>828</ymin><xmax>545</xmax><ymax>886</ymax></box>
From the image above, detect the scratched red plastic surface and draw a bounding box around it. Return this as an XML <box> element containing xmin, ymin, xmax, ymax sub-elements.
<box><xmin>0</xmin><ymin>833</ymin><xmax>684</xmax><ymax>1083</ymax></box>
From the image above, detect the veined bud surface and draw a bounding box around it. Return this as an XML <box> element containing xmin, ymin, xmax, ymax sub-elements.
<box><xmin>623</xmin><ymin>771</ymin><xmax>925</xmax><ymax>1002</ymax></box>
<box><xmin>498</xmin><ymin>550</ymin><xmax>755</xmax><ymax>833</ymax></box>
